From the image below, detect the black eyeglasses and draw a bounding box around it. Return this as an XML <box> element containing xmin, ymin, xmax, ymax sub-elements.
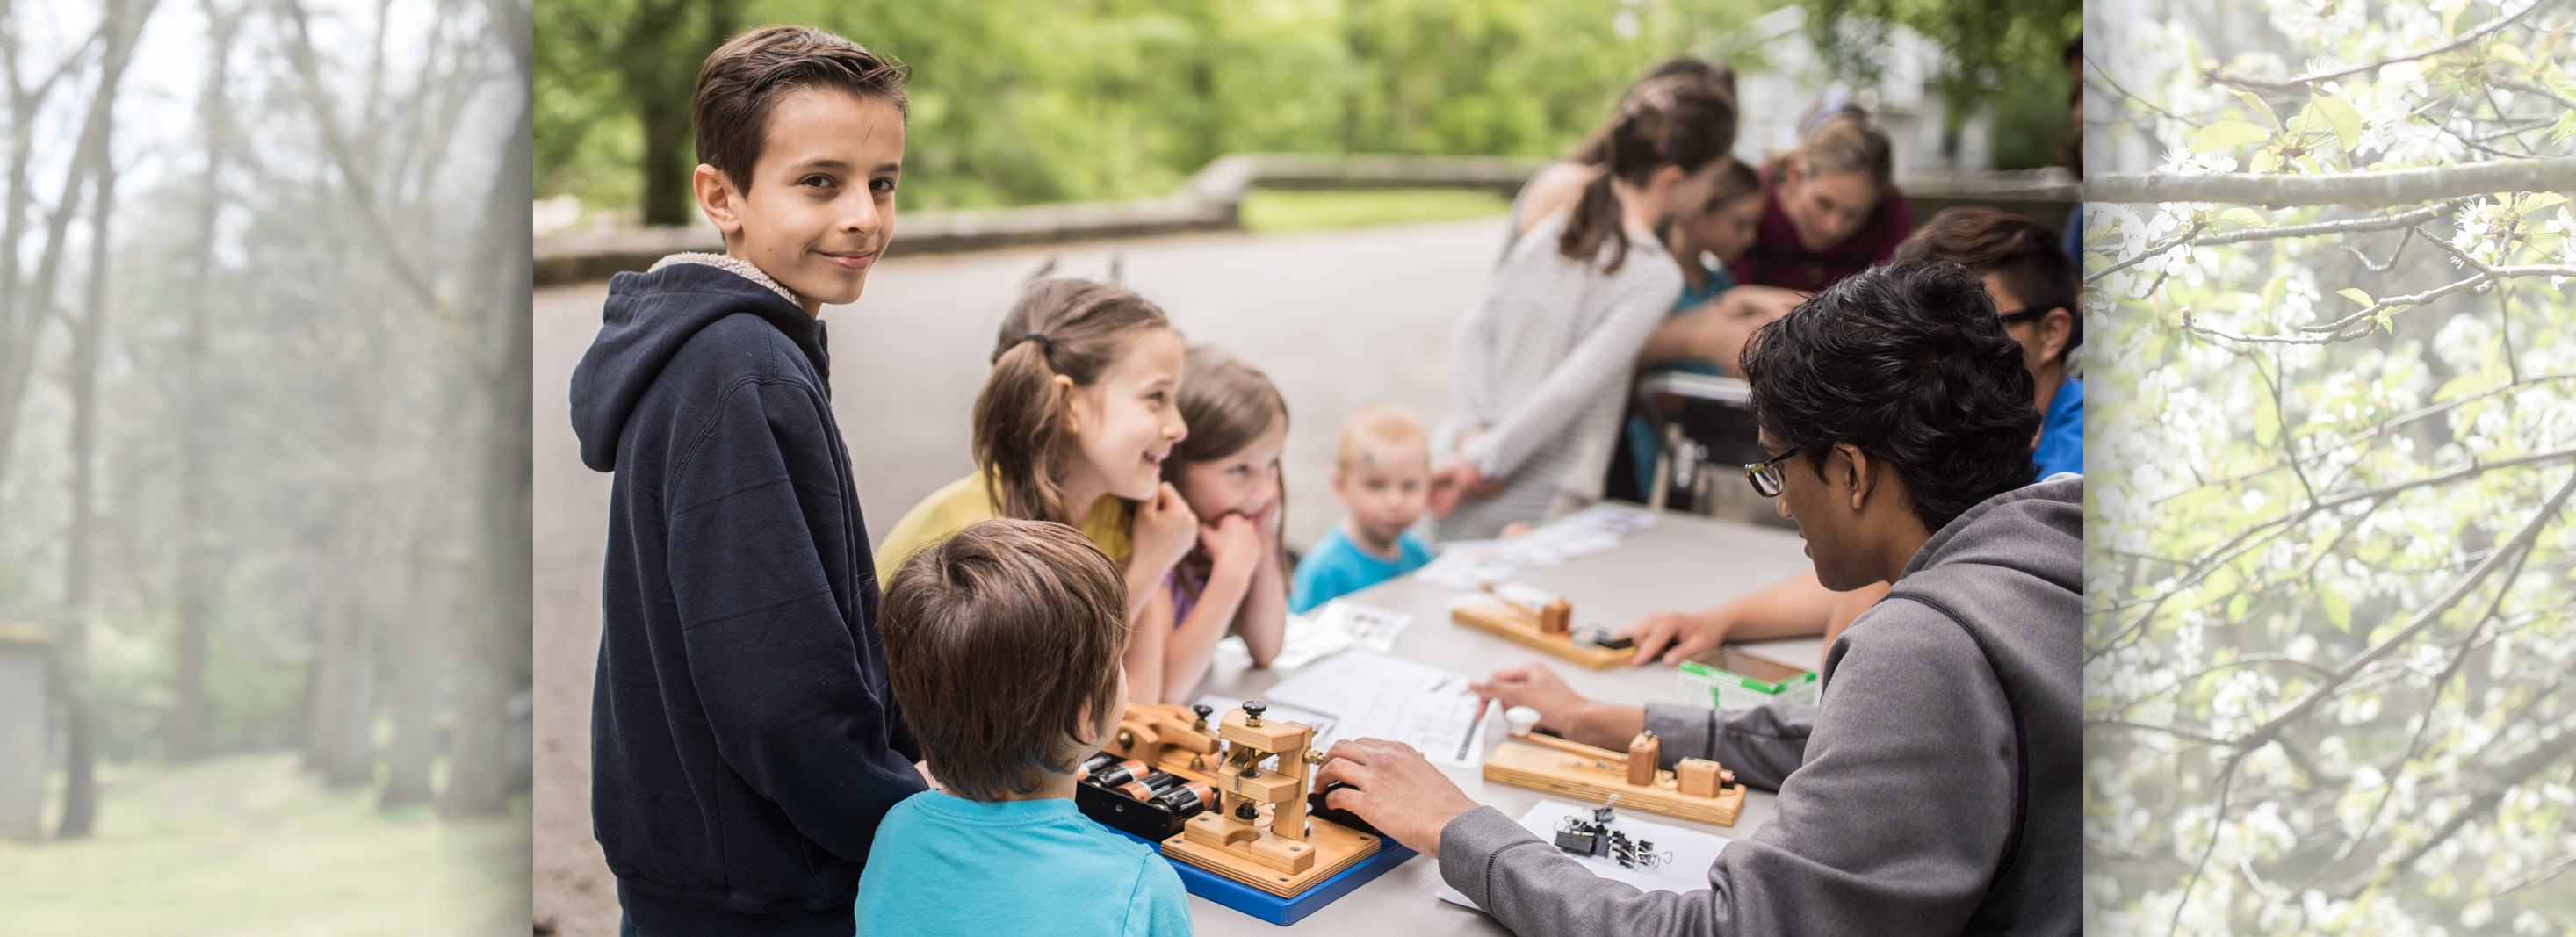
<box><xmin>1744</xmin><ymin>447</ymin><xmax>1801</xmax><ymax>497</ymax></box>
<box><xmin>1997</xmin><ymin>307</ymin><xmax>2048</xmax><ymax>326</ymax></box>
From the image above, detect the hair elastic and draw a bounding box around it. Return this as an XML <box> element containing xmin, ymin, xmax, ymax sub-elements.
<box><xmin>1021</xmin><ymin>332</ymin><xmax>1051</xmax><ymax>351</ymax></box>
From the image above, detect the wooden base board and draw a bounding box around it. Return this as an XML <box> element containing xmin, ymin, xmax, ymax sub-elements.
<box><xmin>1162</xmin><ymin>817</ymin><xmax>1382</xmax><ymax>898</ymax></box>
<box><xmin>1451</xmin><ymin>602</ymin><xmax>1631</xmax><ymax>670</ymax></box>
<box><xmin>1481</xmin><ymin>740</ymin><xmax>1743</xmax><ymax>826</ymax></box>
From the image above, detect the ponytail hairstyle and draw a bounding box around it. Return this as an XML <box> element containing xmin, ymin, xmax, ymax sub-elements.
<box><xmin>972</xmin><ymin>277</ymin><xmax>1176</xmax><ymax>524</ymax></box>
<box><xmin>1559</xmin><ymin>74</ymin><xmax>1739</xmax><ymax>273</ymax></box>
<box><xmin>1568</xmin><ymin>57</ymin><xmax>1736</xmax><ymax>166</ymax></box>
<box><xmin>1771</xmin><ymin>108</ymin><xmax>1894</xmax><ymax>198</ymax></box>
<box><xmin>1160</xmin><ymin>345</ymin><xmax>1292</xmax><ymax>600</ymax></box>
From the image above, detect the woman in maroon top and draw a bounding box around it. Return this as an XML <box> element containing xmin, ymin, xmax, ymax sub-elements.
<box><xmin>1732</xmin><ymin>110</ymin><xmax>1912</xmax><ymax>293</ymax></box>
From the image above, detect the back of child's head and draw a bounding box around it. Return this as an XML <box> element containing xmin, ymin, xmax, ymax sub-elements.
<box><xmin>694</xmin><ymin>25</ymin><xmax>910</xmax><ymax>192</ymax></box>
<box><xmin>972</xmin><ymin>277</ymin><xmax>1176</xmax><ymax>523</ymax></box>
<box><xmin>1336</xmin><ymin>404</ymin><xmax>1428</xmax><ymax>477</ymax></box>
<box><xmin>1893</xmin><ymin>207</ymin><xmax>2081</xmax><ymax>358</ymax></box>
<box><xmin>1559</xmin><ymin>73</ymin><xmax>1739</xmax><ymax>273</ymax></box>
<box><xmin>1569</xmin><ymin>57</ymin><xmax>1736</xmax><ymax>166</ymax></box>
<box><xmin>1162</xmin><ymin>345</ymin><xmax>1288</xmax><ymax>487</ymax></box>
<box><xmin>881</xmin><ymin>518</ymin><xmax>1129</xmax><ymax>801</ymax></box>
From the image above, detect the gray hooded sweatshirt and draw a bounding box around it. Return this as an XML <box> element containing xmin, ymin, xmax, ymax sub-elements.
<box><xmin>1438</xmin><ymin>476</ymin><xmax>2080</xmax><ymax>936</ymax></box>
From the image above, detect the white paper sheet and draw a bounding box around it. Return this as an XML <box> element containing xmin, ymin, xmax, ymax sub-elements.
<box><xmin>1435</xmin><ymin>798</ymin><xmax>1730</xmax><ymax>911</ymax></box>
<box><xmin>1413</xmin><ymin>503</ymin><xmax>1660</xmax><ymax>587</ymax></box>
<box><xmin>1261</xmin><ymin>650</ymin><xmax>1495</xmax><ymax>768</ymax></box>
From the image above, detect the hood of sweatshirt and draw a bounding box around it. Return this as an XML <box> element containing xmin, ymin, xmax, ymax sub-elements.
<box><xmin>1899</xmin><ymin>475</ymin><xmax>2082</xmax><ymax>598</ymax></box>
<box><xmin>570</xmin><ymin>256</ymin><xmax>828</xmax><ymax>472</ymax></box>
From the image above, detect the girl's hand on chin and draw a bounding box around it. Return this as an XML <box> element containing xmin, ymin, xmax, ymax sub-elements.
<box><xmin>1132</xmin><ymin>482</ymin><xmax>1200</xmax><ymax>576</ymax></box>
<box><xmin>1200</xmin><ymin>513</ymin><xmax>1265</xmax><ymax>576</ymax></box>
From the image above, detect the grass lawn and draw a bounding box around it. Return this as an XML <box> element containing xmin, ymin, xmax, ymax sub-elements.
<box><xmin>0</xmin><ymin>752</ymin><xmax>527</xmax><ymax>936</ymax></box>
<box><xmin>1237</xmin><ymin>187</ymin><xmax>1511</xmax><ymax>234</ymax></box>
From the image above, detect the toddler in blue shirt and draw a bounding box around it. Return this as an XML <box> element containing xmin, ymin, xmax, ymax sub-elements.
<box><xmin>857</xmin><ymin>519</ymin><xmax>1190</xmax><ymax>935</ymax></box>
<box><xmin>1292</xmin><ymin>405</ymin><xmax>1437</xmax><ymax>613</ymax></box>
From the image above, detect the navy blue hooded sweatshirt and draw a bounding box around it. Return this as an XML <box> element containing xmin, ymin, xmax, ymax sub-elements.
<box><xmin>569</xmin><ymin>260</ymin><xmax>924</xmax><ymax>937</ymax></box>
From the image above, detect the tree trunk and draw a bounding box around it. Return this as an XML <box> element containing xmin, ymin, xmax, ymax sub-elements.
<box><xmin>56</xmin><ymin>0</ymin><xmax>156</xmax><ymax>840</ymax></box>
<box><xmin>306</xmin><ymin>574</ymin><xmax>376</xmax><ymax>788</ymax></box>
<box><xmin>444</xmin><ymin>0</ymin><xmax>534</xmax><ymax>817</ymax></box>
<box><xmin>168</xmin><ymin>0</ymin><xmax>239</xmax><ymax>765</ymax></box>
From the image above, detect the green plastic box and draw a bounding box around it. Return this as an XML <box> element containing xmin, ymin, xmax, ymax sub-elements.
<box><xmin>1678</xmin><ymin>646</ymin><xmax>1818</xmax><ymax>710</ymax></box>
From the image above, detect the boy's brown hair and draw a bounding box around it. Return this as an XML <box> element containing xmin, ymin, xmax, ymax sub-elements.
<box><xmin>974</xmin><ymin>277</ymin><xmax>1176</xmax><ymax>523</ymax></box>
<box><xmin>694</xmin><ymin>25</ymin><xmax>910</xmax><ymax>191</ymax></box>
<box><xmin>881</xmin><ymin>518</ymin><xmax>1130</xmax><ymax>801</ymax></box>
<box><xmin>1893</xmin><ymin>206</ymin><xmax>2082</xmax><ymax>360</ymax></box>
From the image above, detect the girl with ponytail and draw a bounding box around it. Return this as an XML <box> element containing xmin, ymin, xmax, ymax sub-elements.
<box><xmin>1432</xmin><ymin>73</ymin><xmax>1739</xmax><ymax>540</ymax></box>
<box><xmin>875</xmin><ymin>278</ymin><xmax>1201</xmax><ymax>683</ymax></box>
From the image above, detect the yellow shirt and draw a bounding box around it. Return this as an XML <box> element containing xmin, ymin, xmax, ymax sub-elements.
<box><xmin>874</xmin><ymin>472</ymin><xmax>1135</xmax><ymax>588</ymax></box>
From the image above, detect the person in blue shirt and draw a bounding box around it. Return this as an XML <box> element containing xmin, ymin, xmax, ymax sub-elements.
<box><xmin>1894</xmin><ymin>207</ymin><xmax>2082</xmax><ymax>478</ymax></box>
<box><xmin>1294</xmin><ymin>405</ymin><xmax>1438</xmax><ymax>613</ymax></box>
<box><xmin>1618</xmin><ymin>208</ymin><xmax>2083</xmax><ymax>668</ymax></box>
<box><xmin>857</xmin><ymin>519</ymin><xmax>1190</xmax><ymax>936</ymax></box>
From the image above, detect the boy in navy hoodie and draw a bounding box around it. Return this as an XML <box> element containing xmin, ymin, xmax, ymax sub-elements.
<box><xmin>568</xmin><ymin>26</ymin><xmax>920</xmax><ymax>937</ymax></box>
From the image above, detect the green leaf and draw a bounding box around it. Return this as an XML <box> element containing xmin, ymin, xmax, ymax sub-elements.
<box><xmin>2436</xmin><ymin>372</ymin><xmax>2492</xmax><ymax>403</ymax></box>
<box><xmin>2494</xmin><ymin>42</ymin><xmax>2531</xmax><ymax>68</ymax></box>
<box><xmin>2193</xmin><ymin>119</ymin><xmax>2272</xmax><ymax>153</ymax></box>
<box><xmin>2554</xmin><ymin>112</ymin><xmax>2576</xmax><ymax>143</ymax></box>
<box><xmin>2337</xmin><ymin>287</ymin><xmax>2374</xmax><ymax>307</ymax></box>
<box><xmin>2519</xmin><ymin>192</ymin><xmax>2566</xmax><ymax>213</ymax></box>
<box><xmin>2226</xmin><ymin>592</ymin><xmax>2251</xmax><ymax>621</ymax></box>
<box><xmin>2220</xmin><ymin>207</ymin><xmax>2269</xmax><ymax>228</ymax></box>
<box><xmin>2321</xmin><ymin>590</ymin><xmax>2354</xmax><ymax>632</ymax></box>
<box><xmin>2232</xmin><ymin>90</ymin><xmax>2279</xmax><ymax>127</ymax></box>
<box><xmin>2311</xmin><ymin>95</ymin><xmax>2363</xmax><ymax>154</ymax></box>
<box><xmin>2255</xmin><ymin>400</ymin><xmax>2279</xmax><ymax>446</ymax></box>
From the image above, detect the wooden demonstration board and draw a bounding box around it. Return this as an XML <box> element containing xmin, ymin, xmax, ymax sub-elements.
<box><xmin>1482</xmin><ymin>739</ymin><xmax>1745</xmax><ymax>826</ymax></box>
<box><xmin>1451</xmin><ymin>599</ymin><xmax>1631</xmax><ymax>670</ymax></box>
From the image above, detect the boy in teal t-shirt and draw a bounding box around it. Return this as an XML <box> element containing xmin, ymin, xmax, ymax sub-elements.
<box><xmin>856</xmin><ymin>520</ymin><xmax>1188</xmax><ymax>935</ymax></box>
<box><xmin>1293</xmin><ymin>405</ymin><xmax>1436</xmax><ymax>613</ymax></box>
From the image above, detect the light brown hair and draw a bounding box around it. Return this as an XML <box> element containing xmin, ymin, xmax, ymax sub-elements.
<box><xmin>973</xmin><ymin>277</ymin><xmax>1177</xmax><ymax>523</ymax></box>
<box><xmin>1160</xmin><ymin>345</ymin><xmax>1291</xmax><ymax>598</ymax></box>
<box><xmin>881</xmin><ymin>518</ymin><xmax>1130</xmax><ymax>801</ymax></box>
<box><xmin>1559</xmin><ymin>74</ymin><xmax>1739</xmax><ymax>273</ymax></box>
<box><xmin>1336</xmin><ymin>404</ymin><xmax>1427</xmax><ymax>474</ymax></box>
<box><xmin>1775</xmin><ymin>109</ymin><xmax>1894</xmax><ymax>194</ymax></box>
<box><xmin>694</xmin><ymin>25</ymin><xmax>910</xmax><ymax>191</ymax></box>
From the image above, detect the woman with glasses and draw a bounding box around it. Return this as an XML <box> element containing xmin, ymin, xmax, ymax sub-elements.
<box><xmin>1313</xmin><ymin>260</ymin><xmax>2082</xmax><ymax>937</ymax></box>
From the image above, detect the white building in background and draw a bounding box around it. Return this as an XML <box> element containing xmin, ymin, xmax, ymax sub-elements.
<box><xmin>1713</xmin><ymin>6</ymin><xmax>1995</xmax><ymax>174</ymax></box>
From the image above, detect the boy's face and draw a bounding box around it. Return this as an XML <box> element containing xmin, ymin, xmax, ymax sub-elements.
<box><xmin>1980</xmin><ymin>270</ymin><xmax>2068</xmax><ymax>389</ymax></box>
<box><xmin>695</xmin><ymin>87</ymin><xmax>905</xmax><ymax>316</ymax></box>
<box><xmin>1176</xmin><ymin>422</ymin><xmax>1285</xmax><ymax>523</ymax></box>
<box><xmin>1332</xmin><ymin>439</ymin><xmax>1428</xmax><ymax>549</ymax></box>
<box><xmin>1063</xmin><ymin>328</ymin><xmax>1188</xmax><ymax>503</ymax></box>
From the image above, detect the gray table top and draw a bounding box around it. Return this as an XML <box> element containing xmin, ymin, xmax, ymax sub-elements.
<box><xmin>1184</xmin><ymin>509</ymin><xmax>1822</xmax><ymax>934</ymax></box>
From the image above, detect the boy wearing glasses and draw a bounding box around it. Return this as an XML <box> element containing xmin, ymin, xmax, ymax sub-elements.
<box><xmin>1312</xmin><ymin>261</ymin><xmax>2081</xmax><ymax>936</ymax></box>
<box><xmin>1618</xmin><ymin>206</ymin><xmax>2082</xmax><ymax>668</ymax></box>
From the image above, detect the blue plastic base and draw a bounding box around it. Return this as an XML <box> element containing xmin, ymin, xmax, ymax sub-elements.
<box><xmin>1109</xmin><ymin>828</ymin><xmax>1418</xmax><ymax>926</ymax></box>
